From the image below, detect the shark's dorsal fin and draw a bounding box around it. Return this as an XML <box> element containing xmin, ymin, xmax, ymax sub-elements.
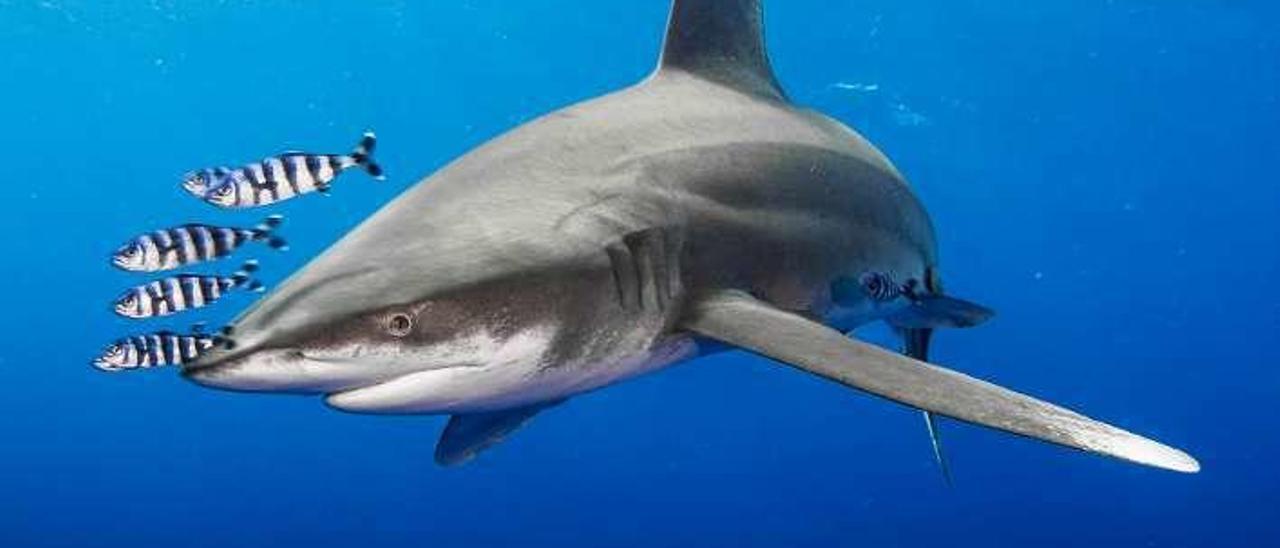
<box><xmin>658</xmin><ymin>0</ymin><xmax>786</xmax><ymax>101</ymax></box>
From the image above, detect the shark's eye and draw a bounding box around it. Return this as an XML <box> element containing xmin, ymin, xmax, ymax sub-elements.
<box><xmin>386</xmin><ymin>314</ymin><xmax>413</xmax><ymax>337</ymax></box>
<box><xmin>859</xmin><ymin>272</ymin><xmax>897</xmax><ymax>301</ymax></box>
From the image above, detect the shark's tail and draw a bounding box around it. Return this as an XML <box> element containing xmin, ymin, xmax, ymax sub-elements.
<box><xmin>903</xmin><ymin>327</ymin><xmax>953</xmax><ymax>486</ymax></box>
<box><xmin>350</xmin><ymin>131</ymin><xmax>384</xmax><ymax>180</ymax></box>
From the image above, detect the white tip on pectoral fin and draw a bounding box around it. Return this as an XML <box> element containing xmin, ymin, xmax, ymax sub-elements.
<box><xmin>922</xmin><ymin>410</ymin><xmax>953</xmax><ymax>486</ymax></box>
<box><xmin>680</xmin><ymin>291</ymin><xmax>1200</xmax><ymax>474</ymax></box>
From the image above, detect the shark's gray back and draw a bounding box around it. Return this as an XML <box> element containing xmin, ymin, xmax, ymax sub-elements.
<box><xmin>238</xmin><ymin>0</ymin><xmax>937</xmax><ymax>338</ymax></box>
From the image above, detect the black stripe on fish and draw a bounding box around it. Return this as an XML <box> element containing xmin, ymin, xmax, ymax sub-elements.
<box><xmin>328</xmin><ymin>154</ymin><xmax>344</xmax><ymax>173</ymax></box>
<box><xmin>283</xmin><ymin>156</ymin><xmax>301</xmax><ymax>195</ymax></box>
<box><xmin>263</xmin><ymin>159</ymin><xmax>278</xmax><ymax>187</ymax></box>
<box><xmin>151</xmin><ymin>230</ymin><xmax>175</xmax><ymax>269</ymax></box>
<box><xmin>181</xmin><ymin>275</ymin><xmax>196</xmax><ymax>308</ymax></box>
<box><xmin>167</xmin><ymin>229</ymin><xmax>189</xmax><ymax>267</ymax></box>
<box><xmin>167</xmin><ymin>277</ymin><xmax>186</xmax><ymax>312</ymax></box>
<box><xmin>305</xmin><ymin>155</ymin><xmax>323</xmax><ymax>187</ymax></box>
<box><xmin>213</xmin><ymin>228</ymin><xmax>232</xmax><ymax>257</ymax></box>
<box><xmin>203</xmin><ymin>276</ymin><xmax>220</xmax><ymax>301</ymax></box>
<box><xmin>128</xmin><ymin>336</ymin><xmax>145</xmax><ymax>367</ymax></box>
<box><xmin>146</xmin><ymin>334</ymin><xmax>161</xmax><ymax>365</ymax></box>
<box><xmin>197</xmin><ymin>226</ymin><xmax>216</xmax><ymax>261</ymax></box>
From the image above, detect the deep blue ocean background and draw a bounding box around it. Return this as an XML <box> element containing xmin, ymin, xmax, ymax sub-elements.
<box><xmin>2</xmin><ymin>1</ymin><xmax>1277</xmax><ymax>546</ymax></box>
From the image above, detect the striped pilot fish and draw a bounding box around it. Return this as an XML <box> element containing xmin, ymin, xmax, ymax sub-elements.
<box><xmin>202</xmin><ymin>131</ymin><xmax>384</xmax><ymax>209</ymax></box>
<box><xmin>113</xmin><ymin>261</ymin><xmax>264</xmax><ymax>319</ymax></box>
<box><xmin>111</xmin><ymin>215</ymin><xmax>285</xmax><ymax>273</ymax></box>
<box><xmin>92</xmin><ymin>331</ymin><xmax>217</xmax><ymax>371</ymax></box>
<box><xmin>181</xmin><ymin>167</ymin><xmax>233</xmax><ymax>199</ymax></box>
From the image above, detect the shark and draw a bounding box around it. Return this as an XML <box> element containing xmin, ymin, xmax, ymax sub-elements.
<box><xmin>183</xmin><ymin>0</ymin><xmax>1199</xmax><ymax>474</ymax></box>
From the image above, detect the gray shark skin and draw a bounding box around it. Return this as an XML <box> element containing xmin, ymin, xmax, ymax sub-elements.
<box><xmin>184</xmin><ymin>0</ymin><xmax>1198</xmax><ymax>473</ymax></box>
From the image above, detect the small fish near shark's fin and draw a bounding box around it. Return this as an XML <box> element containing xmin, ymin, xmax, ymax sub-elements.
<box><xmin>434</xmin><ymin>400</ymin><xmax>565</xmax><ymax>467</ymax></box>
<box><xmin>680</xmin><ymin>290</ymin><xmax>1200</xmax><ymax>473</ymax></box>
<box><xmin>658</xmin><ymin>0</ymin><xmax>786</xmax><ymax>101</ymax></box>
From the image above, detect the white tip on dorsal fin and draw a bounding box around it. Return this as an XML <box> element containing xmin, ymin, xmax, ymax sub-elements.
<box><xmin>658</xmin><ymin>0</ymin><xmax>786</xmax><ymax>101</ymax></box>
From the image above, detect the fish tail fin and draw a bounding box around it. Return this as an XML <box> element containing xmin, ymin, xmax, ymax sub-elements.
<box><xmin>258</xmin><ymin>214</ymin><xmax>284</xmax><ymax>230</ymax></box>
<box><xmin>230</xmin><ymin>260</ymin><xmax>263</xmax><ymax>291</ymax></box>
<box><xmin>350</xmin><ymin>130</ymin><xmax>384</xmax><ymax>180</ymax></box>
<box><xmin>212</xmin><ymin>335</ymin><xmax>237</xmax><ymax>351</ymax></box>
<box><xmin>252</xmin><ymin>214</ymin><xmax>288</xmax><ymax>251</ymax></box>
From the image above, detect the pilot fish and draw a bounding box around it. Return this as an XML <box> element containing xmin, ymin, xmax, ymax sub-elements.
<box><xmin>202</xmin><ymin>132</ymin><xmax>383</xmax><ymax>209</ymax></box>
<box><xmin>111</xmin><ymin>216</ymin><xmax>285</xmax><ymax>273</ymax></box>
<box><xmin>112</xmin><ymin>261</ymin><xmax>263</xmax><ymax>319</ymax></box>
<box><xmin>92</xmin><ymin>331</ymin><xmax>217</xmax><ymax>371</ymax></box>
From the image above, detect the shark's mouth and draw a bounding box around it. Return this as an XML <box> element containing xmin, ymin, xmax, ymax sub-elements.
<box><xmin>181</xmin><ymin>347</ymin><xmax>375</xmax><ymax>395</ymax></box>
<box><xmin>182</xmin><ymin>340</ymin><xmax>483</xmax><ymax>396</ymax></box>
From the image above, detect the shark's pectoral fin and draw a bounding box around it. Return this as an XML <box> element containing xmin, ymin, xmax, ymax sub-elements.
<box><xmin>890</xmin><ymin>295</ymin><xmax>995</xmax><ymax>329</ymax></box>
<box><xmin>680</xmin><ymin>290</ymin><xmax>1199</xmax><ymax>473</ymax></box>
<box><xmin>435</xmin><ymin>400</ymin><xmax>565</xmax><ymax>467</ymax></box>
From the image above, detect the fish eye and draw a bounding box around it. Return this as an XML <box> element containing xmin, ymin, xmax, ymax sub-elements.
<box><xmin>386</xmin><ymin>313</ymin><xmax>413</xmax><ymax>337</ymax></box>
<box><xmin>114</xmin><ymin>295</ymin><xmax>137</xmax><ymax>315</ymax></box>
<box><xmin>215</xmin><ymin>185</ymin><xmax>233</xmax><ymax>197</ymax></box>
<box><xmin>126</xmin><ymin>244</ymin><xmax>141</xmax><ymax>257</ymax></box>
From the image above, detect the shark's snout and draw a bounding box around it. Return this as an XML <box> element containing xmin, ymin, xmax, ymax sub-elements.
<box><xmin>182</xmin><ymin>318</ymin><xmax>413</xmax><ymax>395</ymax></box>
<box><xmin>183</xmin><ymin>344</ymin><xmax>303</xmax><ymax>393</ymax></box>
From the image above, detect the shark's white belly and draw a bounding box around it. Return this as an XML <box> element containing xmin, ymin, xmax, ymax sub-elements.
<box><xmin>325</xmin><ymin>326</ymin><xmax>698</xmax><ymax>414</ymax></box>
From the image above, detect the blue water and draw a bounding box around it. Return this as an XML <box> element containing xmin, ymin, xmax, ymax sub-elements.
<box><xmin>2</xmin><ymin>1</ymin><xmax>1277</xmax><ymax>546</ymax></box>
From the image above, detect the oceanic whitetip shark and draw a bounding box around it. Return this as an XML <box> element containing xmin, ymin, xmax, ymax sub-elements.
<box><xmin>183</xmin><ymin>0</ymin><xmax>1199</xmax><ymax>474</ymax></box>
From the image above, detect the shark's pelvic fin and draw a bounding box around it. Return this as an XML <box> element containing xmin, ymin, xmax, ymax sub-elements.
<box><xmin>435</xmin><ymin>400</ymin><xmax>565</xmax><ymax>467</ymax></box>
<box><xmin>902</xmin><ymin>327</ymin><xmax>953</xmax><ymax>486</ymax></box>
<box><xmin>658</xmin><ymin>0</ymin><xmax>786</xmax><ymax>101</ymax></box>
<box><xmin>680</xmin><ymin>290</ymin><xmax>1200</xmax><ymax>473</ymax></box>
